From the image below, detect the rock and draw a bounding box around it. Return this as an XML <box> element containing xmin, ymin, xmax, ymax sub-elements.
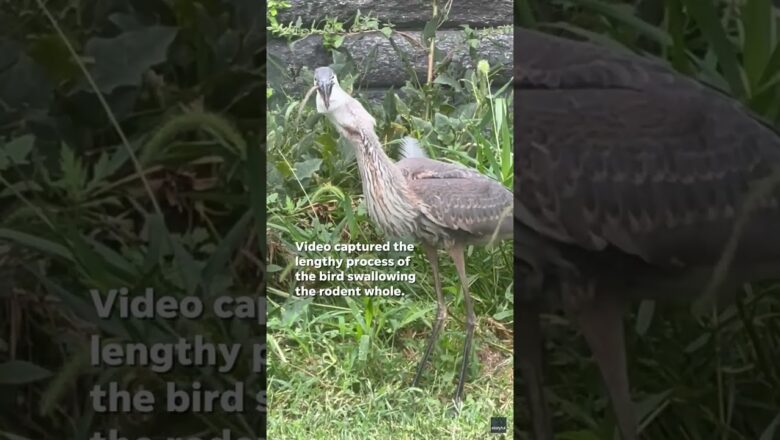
<box><xmin>268</xmin><ymin>28</ymin><xmax>512</xmax><ymax>94</ymax></box>
<box><xmin>276</xmin><ymin>0</ymin><xmax>512</xmax><ymax>29</ymax></box>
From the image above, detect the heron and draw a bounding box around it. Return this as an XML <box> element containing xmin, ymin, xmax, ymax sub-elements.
<box><xmin>310</xmin><ymin>66</ymin><xmax>513</xmax><ymax>405</ymax></box>
<box><xmin>515</xmin><ymin>28</ymin><xmax>780</xmax><ymax>439</ymax></box>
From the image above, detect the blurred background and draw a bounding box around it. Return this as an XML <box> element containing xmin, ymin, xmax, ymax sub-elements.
<box><xmin>517</xmin><ymin>1</ymin><xmax>780</xmax><ymax>439</ymax></box>
<box><xmin>266</xmin><ymin>0</ymin><xmax>514</xmax><ymax>438</ymax></box>
<box><xmin>0</xmin><ymin>1</ymin><xmax>264</xmax><ymax>438</ymax></box>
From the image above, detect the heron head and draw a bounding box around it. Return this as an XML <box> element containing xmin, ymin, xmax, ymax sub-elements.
<box><xmin>314</xmin><ymin>66</ymin><xmax>337</xmax><ymax>111</ymax></box>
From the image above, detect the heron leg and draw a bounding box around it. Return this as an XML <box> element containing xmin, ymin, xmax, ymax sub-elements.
<box><xmin>412</xmin><ymin>244</ymin><xmax>448</xmax><ymax>387</ymax></box>
<box><xmin>449</xmin><ymin>243</ymin><xmax>475</xmax><ymax>405</ymax></box>
<box><xmin>518</xmin><ymin>301</ymin><xmax>553</xmax><ymax>440</ymax></box>
<box><xmin>577</xmin><ymin>292</ymin><xmax>637</xmax><ymax>440</ymax></box>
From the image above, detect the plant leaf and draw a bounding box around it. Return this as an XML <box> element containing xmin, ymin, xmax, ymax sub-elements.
<box><xmin>0</xmin><ymin>228</ymin><xmax>73</xmax><ymax>261</ymax></box>
<box><xmin>682</xmin><ymin>0</ymin><xmax>746</xmax><ymax>98</ymax></box>
<box><xmin>742</xmin><ymin>0</ymin><xmax>774</xmax><ymax>92</ymax></box>
<box><xmin>0</xmin><ymin>135</ymin><xmax>34</xmax><ymax>170</ymax></box>
<box><xmin>0</xmin><ymin>360</ymin><xmax>51</xmax><ymax>385</ymax></box>
<box><xmin>293</xmin><ymin>158</ymin><xmax>322</xmax><ymax>181</ymax></box>
<box><xmin>82</xmin><ymin>26</ymin><xmax>177</xmax><ymax>93</ymax></box>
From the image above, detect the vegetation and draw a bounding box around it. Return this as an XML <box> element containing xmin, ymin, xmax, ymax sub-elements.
<box><xmin>518</xmin><ymin>1</ymin><xmax>780</xmax><ymax>439</ymax></box>
<box><xmin>0</xmin><ymin>0</ymin><xmax>263</xmax><ymax>438</ymax></box>
<box><xmin>266</xmin><ymin>6</ymin><xmax>514</xmax><ymax>440</ymax></box>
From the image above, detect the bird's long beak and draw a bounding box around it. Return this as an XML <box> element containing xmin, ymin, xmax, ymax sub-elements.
<box><xmin>317</xmin><ymin>81</ymin><xmax>332</xmax><ymax>110</ymax></box>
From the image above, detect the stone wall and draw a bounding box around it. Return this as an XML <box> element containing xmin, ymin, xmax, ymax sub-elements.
<box><xmin>267</xmin><ymin>0</ymin><xmax>513</xmax><ymax>98</ymax></box>
<box><xmin>276</xmin><ymin>0</ymin><xmax>513</xmax><ymax>30</ymax></box>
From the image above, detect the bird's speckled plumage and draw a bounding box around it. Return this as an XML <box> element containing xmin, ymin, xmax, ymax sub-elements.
<box><xmin>515</xmin><ymin>28</ymin><xmax>780</xmax><ymax>299</ymax></box>
<box><xmin>515</xmin><ymin>27</ymin><xmax>780</xmax><ymax>440</ymax></box>
<box><xmin>314</xmin><ymin>67</ymin><xmax>512</xmax><ymax>249</ymax></box>
<box><xmin>313</xmin><ymin>65</ymin><xmax>512</xmax><ymax>406</ymax></box>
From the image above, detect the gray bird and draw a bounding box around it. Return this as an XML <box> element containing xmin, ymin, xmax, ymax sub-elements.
<box><xmin>312</xmin><ymin>66</ymin><xmax>513</xmax><ymax>405</ymax></box>
<box><xmin>515</xmin><ymin>28</ymin><xmax>780</xmax><ymax>439</ymax></box>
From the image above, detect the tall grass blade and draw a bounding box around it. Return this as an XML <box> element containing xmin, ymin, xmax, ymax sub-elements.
<box><xmin>742</xmin><ymin>0</ymin><xmax>774</xmax><ymax>92</ymax></box>
<box><xmin>682</xmin><ymin>0</ymin><xmax>746</xmax><ymax>98</ymax></box>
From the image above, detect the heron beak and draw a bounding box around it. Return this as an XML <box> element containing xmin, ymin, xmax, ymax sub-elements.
<box><xmin>317</xmin><ymin>82</ymin><xmax>332</xmax><ymax>109</ymax></box>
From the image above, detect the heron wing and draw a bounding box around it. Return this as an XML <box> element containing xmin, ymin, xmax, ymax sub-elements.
<box><xmin>397</xmin><ymin>156</ymin><xmax>485</xmax><ymax>180</ymax></box>
<box><xmin>397</xmin><ymin>158</ymin><xmax>513</xmax><ymax>239</ymax></box>
<box><xmin>515</xmin><ymin>27</ymin><xmax>691</xmax><ymax>93</ymax></box>
<box><xmin>517</xmin><ymin>82</ymin><xmax>780</xmax><ymax>268</ymax></box>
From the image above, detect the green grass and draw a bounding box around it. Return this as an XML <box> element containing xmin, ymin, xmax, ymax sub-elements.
<box><xmin>266</xmin><ymin>23</ymin><xmax>514</xmax><ymax>439</ymax></box>
<box><xmin>267</xmin><ymin>279</ymin><xmax>514</xmax><ymax>439</ymax></box>
<box><xmin>0</xmin><ymin>1</ymin><xmax>264</xmax><ymax>437</ymax></box>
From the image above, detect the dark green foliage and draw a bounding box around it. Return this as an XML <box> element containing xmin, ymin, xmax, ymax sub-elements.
<box><xmin>0</xmin><ymin>0</ymin><xmax>263</xmax><ymax>438</ymax></box>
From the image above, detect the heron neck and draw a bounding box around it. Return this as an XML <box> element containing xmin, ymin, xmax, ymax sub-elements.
<box><xmin>330</xmin><ymin>84</ymin><xmax>349</xmax><ymax>104</ymax></box>
<box><xmin>350</xmin><ymin>128</ymin><xmax>415</xmax><ymax>214</ymax></box>
<box><xmin>352</xmin><ymin>129</ymin><xmax>402</xmax><ymax>184</ymax></box>
<box><xmin>324</xmin><ymin>91</ymin><xmax>417</xmax><ymax>234</ymax></box>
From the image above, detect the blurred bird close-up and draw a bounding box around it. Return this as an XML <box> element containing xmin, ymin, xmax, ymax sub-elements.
<box><xmin>515</xmin><ymin>26</ymin><xmax>780</xmax><ymax>440</ymax></box>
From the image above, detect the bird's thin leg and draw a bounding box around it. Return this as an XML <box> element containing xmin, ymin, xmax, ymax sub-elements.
<box><xmin>518</xmin><ymin>301</ymin><xmax>553</xmax><ymax>440</ymax></box>
<box><xmin>577</xmin><ymin>292</ymin><xmax>637</xmax><ymax>440</ymax></box>
<box><xmin>412</xmin><ymin>244</ymin><xmax>448</xmax><ymax>387</ymax></box>
<box><xmin>449</xmin><ymin>243</ymin><xmax>475</xmax><ymax>405</ymax></box>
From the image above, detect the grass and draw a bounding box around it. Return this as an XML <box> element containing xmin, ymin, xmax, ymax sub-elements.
<box><xmin>267</xmin><ymin>280</ymin><xmax>514</xmax><ymax>439</ymax></box>
<box><xmin>266</xmin><ymin>20</ymin><xmax>514</xmax><ymax>439</ymax></box>
<box><xmin>0</xmin><ymin>0</ymin><xmax>264</xmax><ymax>437</ymax></box>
